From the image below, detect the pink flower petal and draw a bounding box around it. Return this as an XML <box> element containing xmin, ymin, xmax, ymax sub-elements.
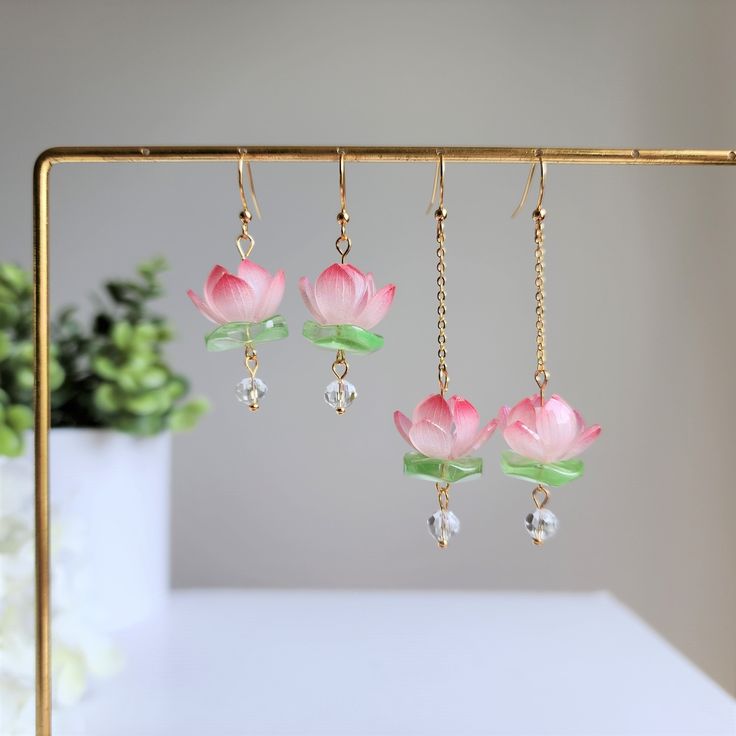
<box><xmin>412</xmin><ymin>394</ymin><xmax>452</xmax><ymax>432</ymax></box>
<box><xmin>469</xmin><ymin>418</ymin><xmax>500</xmax><ymax>454</ymax></box>
<box><xmin>447</xmin><ymin>396</ymin><xmax>480</xmax><ymax>457</ymax></box>
<box><xmin>495</xmin><ymin>405</ymin><xmax>511</xmax><ymax>431</ymax></box>
<box><xmin>211</xmin><ymin>273</ymin><xmax>257</xmax><ymax>323</ymax></box>
<box><xmin>255</xmin><ymin>269</ymin><xmax>285</xmax><ymax>321</ymax></box>
<box><xmin>341</xmin><ymin>263</ymin><xmax>371</xmax><ymax>300</ymax></box>
<box><xmin>562</xmin><ymin>424</ymin><xmax>601</xmax><ymax>460</ymax></box>
<box><xmin>393</xmin><ymin>410</ymin><xmax>413</xmax><ymax>447</ymax></box>
<box><xmin>205</xmin><ymin>265</ymin><xmax>229</xmax><ymax>304</ymax></box>
<box><xmin>504</xmin><ymin>421</ymin><xmax>545</xmax><ymax>462</ymax></box>
<box><xmin>187</xmin><ymin>289</ymin><xmax>224</xmax><ymax>324</ymax></box>
<box><xmin>298</xmin><ymin>276</ymin><xmax>325</xmax><ymax>323</ymax></box>
<box><xmin>535</xmin><ymin>396</ymin><xmax>579</xmax><ymax>460</ymax></box>
<box><xmin>314</xmin><ymin>264</ymin><xmax>364</xmax><ymax>324</ymax></box>
<box><xmin>237</xmin><ymin>259</ymin><xmax>273</xmax><ymax>303</ymax></box>
<box><xmin>507</xmin><ymin>396</ymin><xmax>538</xmax><ymax>431</ymax></box>
<box><xmin>409</xmin><ymin>420</ymin><xmax>452</xmax><ymax>459</ymax></box>
<box><xmin>355</xmin><ymin>284</ymin><xmax>396</xmax><ymax>330</ymax></box>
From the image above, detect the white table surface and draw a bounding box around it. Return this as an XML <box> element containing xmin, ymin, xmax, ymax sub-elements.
<box><xmin>62</xmin><ymin>590</ymin><xmax>735</xmax><ymax>736</ymax></box>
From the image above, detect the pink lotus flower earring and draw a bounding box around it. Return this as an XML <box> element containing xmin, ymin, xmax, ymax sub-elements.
<box><xmin>299</xmin><ymin>151</ymin><xmax>396</xmax><ymax>413</ymax></box>
<box><xmin>503</xmin><ymin>153</ymin><xmax>601</xmax><ymax>544</ymax></box>
<box><xmin>394</xmin><ymin>154</ymin><xmax>501</xmax><ymax>548</ymax></box>
<box><xmin>187</xmin><ymin>153</ymin><xmax>287</xmax><ymax>411</ymax></box>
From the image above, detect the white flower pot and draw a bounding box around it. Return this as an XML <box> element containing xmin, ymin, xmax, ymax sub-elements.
<box><xmin>48</xmin><ymin>428</ymin><xmax>172</xmax><ymax>631</ymax></box>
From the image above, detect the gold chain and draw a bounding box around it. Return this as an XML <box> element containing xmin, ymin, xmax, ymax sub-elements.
<box><xmin>533</xmin><ymin>206</ymin><xmax>548</xmax><ymax>399</ymax></box>
<box><xmin>435</xmin><ymin>205</ymin><xmax>449</xmax><ymax>396</ymax></box>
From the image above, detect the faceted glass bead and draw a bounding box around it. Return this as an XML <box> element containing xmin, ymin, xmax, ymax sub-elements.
<box><xmin>235</xmin><ymin>377</ymin><xmax>268</xmax><ymax>409</ymax></box>
<box><xmin>205</xmin><ymin>315</ymin><xmax>288</xmax><ymax>352</ymax></box>
<box><xmin>525</xmin><ymin>508</ymin><xmax>559</xmax><ymax>544</ymax></box>
<box><xmin>324</xmin><ymin>379</ymin><xmax>357</xmax><ymax>413</ymax></box>
<box><xmin>500</xmin><ymin>451</ymin><xmax>583</xmax><ymax>487</ymax></box>
<box><xmin>403</xmin><ymin>452</ymin><xmax>482</xmax><ymax>483</ymax></box>
<box><xmin>428</xmin><ymin>509</ymin><xmax>460</xmax><ymax>548</ymax></box>
<box><xmin>303</xmin><ymin>321</ymin><xmax>384</xmax><ymax>354</ymax></box>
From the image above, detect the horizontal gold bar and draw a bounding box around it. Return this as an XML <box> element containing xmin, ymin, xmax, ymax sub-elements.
<box><xmin>39</xmin><ymin>146</ymin><xmax>736</xmax><ymax>166</ymax></box>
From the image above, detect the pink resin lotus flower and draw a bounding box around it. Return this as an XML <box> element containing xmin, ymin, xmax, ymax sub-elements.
<box><xmin>394</xmin><ymin>393</ymin><xmax>501</xmax><ymax>461</ymax></box>
<box><xmin>299</xmin><ymin>263</ymin><xmax>395</xmax><ymax>330</ymax></box>
<box><xmin>187</xmin><ymin>261</ymin><xmax>286</xmax><ymax>325</ymax></box>
<box><xmin>503</xmin><ymin>393</ymin><xmax>601</xmax><ymax>464</ymax></box>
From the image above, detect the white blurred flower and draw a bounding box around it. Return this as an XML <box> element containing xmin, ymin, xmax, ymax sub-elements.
<box><xmin>0</xmin><ymin>453</ymin><xmax>123</xmax><ymax>733</ymax></box>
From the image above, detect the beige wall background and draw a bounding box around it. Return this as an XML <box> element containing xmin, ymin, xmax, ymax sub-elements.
<box><xmin>1</xmin><ymin>0</ymin><xmax>735</xmax><ymax>693</ymax></box>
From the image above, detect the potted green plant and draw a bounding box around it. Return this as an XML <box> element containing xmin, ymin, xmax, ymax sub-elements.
<box><xmin>0</xmin><ymin>258</ymin><xmax>207</xmax><ymax>629</ymax></box>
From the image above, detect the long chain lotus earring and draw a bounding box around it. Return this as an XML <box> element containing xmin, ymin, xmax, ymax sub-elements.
<box><xmin>299</xmin><ymin>150</ymin><xmax>396</xmax><ymax>414</ymax></box>
<box><xmin>187</xmin><ymin>151</ymin><xmax>288</xmax><ymax>411</ymax></box>
<box><xmin>394</xmin><ymin>154</ymin><xmax>502</xmax><ymax>549</ymax></box>
<box><xmin>501</xmin><ymin>152</ymin><xmax>601</xmax><ymax>544</ymax></box>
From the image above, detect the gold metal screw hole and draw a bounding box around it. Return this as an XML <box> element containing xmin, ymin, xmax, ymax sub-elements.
<box><xmin>631</xmin><ymin>149</ymin><xmax>640</xmax><ymax>159</ymax></box>
<box><xmin>140</xmin><ymin>148</ymin><xmax>151</xmax><ymax>156</ymax></box>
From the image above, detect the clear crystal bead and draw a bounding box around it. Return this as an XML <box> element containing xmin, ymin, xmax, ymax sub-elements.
<box><xmin>525</xmin><ymin>508</ymin><xmax>559</xmax><ymax>544</ymax></box>
<box><xmin>427</xmin><ymin>509</ymin><xmax>460</xmax><ymax>548</ymax></box>
<box><xmin>324</xmin><ymin>379</ymin><xmax>357</xmax><ymax>413</ymax></box>
<box><xmin>235</xmin><ymin>377</ymin><xmax>268</xmax><ymax>410</ymax></box>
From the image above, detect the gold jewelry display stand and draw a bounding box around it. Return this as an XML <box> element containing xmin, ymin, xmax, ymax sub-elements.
<box><xmin>32</xmin><ymin>145</ymin><xmax>736</xmax><ymax>736</ymax></box>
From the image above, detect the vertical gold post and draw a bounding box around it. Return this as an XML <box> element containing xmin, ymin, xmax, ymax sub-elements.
<box><xmin>33</xmin><ymin>153</ymin><xmax>52</xmax><ymax>736</ymax></box>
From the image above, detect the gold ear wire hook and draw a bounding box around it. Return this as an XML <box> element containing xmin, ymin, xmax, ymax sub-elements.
<box><xmin>512</xmin><ymin>150</ymin><xmax>546</xmax><ymax>218</ymax></box>
<box><xmin>426</xmin><ymin>152</ymin><xmax>446</xmax><ymax>214</ymax></box>
<box><xmin>237</xmin><ymin>149</ymin><xmax>262</xmax><ymax>220</ymax></box>
<box><xmin>338</xmin><ymin>149</ymin><xmax>347</xmax><ymax>212</ymax></box>
<box><xmin>335</xmin><ymin>149</ymin><xmax>352</xmax><ymax>263</ymax></box>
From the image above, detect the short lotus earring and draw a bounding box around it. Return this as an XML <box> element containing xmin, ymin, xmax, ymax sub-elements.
<box><xmin>299</xmin><ymin>150</ymin><xmax>396</xmax><ymax>414</ymax></box>
<box><xmin>501</xmin><ymin>152</ymin><xmax>601</xmax><ymax>544</ymax></box>
<box><xmin>187</xmin><ymin>151</ymin><xmax>288</xmax><ymax>411</ymax></box>
<box><xmin>394</xmin><ymin>154</ymin><xmax>502</xmax><ymax>549</ymax></box>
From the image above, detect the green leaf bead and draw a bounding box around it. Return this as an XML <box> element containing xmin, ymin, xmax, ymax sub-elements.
<box><xmin>403</xmin><ymin>452</ymin><xmax>483</xmax><ymax>483</ymax></box>
<box><xmin>302</xmin><ymin>321</ymin><xmax>384</xmax><ymax>354</ymax></box>
<box><xmin>500</xmin><ymin>451</ymin><xmax>584</xmax><ymax>487</ymax></box>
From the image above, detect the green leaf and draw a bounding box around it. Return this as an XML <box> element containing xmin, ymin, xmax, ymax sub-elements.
<box><xmin>167</xmin><ymin>397</ymin><xmax>209</xmax><ymax>431</ymax></box>
<box><xmin>49</xmin><ymin>360</ymin><xmax>65</xmax><ymax>390</ymax></box>
<box><xmin>94</xmin><ymin>384</ymin><xmax>120</xmax><ymax>413</ymax></box>
<box><xmin>0</xmin><ymin>425</ymin><xmax>23</xmax><ymax>457</ymax></box>
<box><xmin>138</xmin><ymin>367</ymin><xmax>168</xmax><ymax>389</ymax></box>
<box><xmin>124</xmin><ymin>389</ymin><xmax>172</xmax><ymax>416</ymax></box>
<box><xmin>91</xmin><ymin>355</ymin><xmax>119</xmax><ymax>380</ymax></box>
<box><xmin>0</xmin><ymin>263</ymin><xmax>30</xmax><ymax>294</ymax></box>
<box><xmin>16</xmin><ymin>368</ymin><xmax>34</xmax><ymax>390</ymax></box>
<box><xmin>113</xmin><ymin>413</ymin><xmax>166</xmax><ymax>436</ymax></box>
<box><xmin>111</xmin><ymin>321</ymin><xmax>133</xmax><ymax>349</ymax></box>
<box><xmin>0</xmin><ymin>303</ymin><xmax>20</xmax><ymax>329</ymax></box>
<box><xmin>0</xmin><ymin>331</ymin><xmax>10</xmax><ymax>361</ymax></box>
<box><xmin>6</xmin><ymin>404</ymin><xmax>33</xmax><ymax>432</ymax></box>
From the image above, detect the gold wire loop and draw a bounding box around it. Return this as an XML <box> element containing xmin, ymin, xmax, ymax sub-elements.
<box><xmin>436</xmin><ymin>481</ymin><xmax>451</xmax><ymax>511</ymax></box>
<box><xmin>236</xmin><ymin>232</ymin><xmax>255</xmax><ymax>260</ymax></box>
<box><xmin>532</xmin><ymin>484</ymin><xmax>549</xmax><ymax>510</ymax></box>
<box><xmin>331</xmin><ymin>349</ymin><xmax>349</xmax><ymax>380</ymax></box>
<box><xmin>244</xmin><ymin>344</ymin><xmax>259</xmax><ymax>378</ymax></box>
<box><xmin>335</xmin><ymin>234</ymin><xmax>352</xmax><ymax>262</ymax></box>
<box><xmin>432</xmin><ymin>153</ymin><xmax>449</xmax><ymax>396</ymax></box>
